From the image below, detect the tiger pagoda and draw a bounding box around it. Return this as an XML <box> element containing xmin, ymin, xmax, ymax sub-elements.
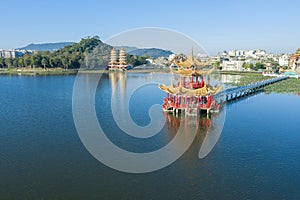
<box><xmin>108</xmin><ymin>48</ymin><xmax>128</xmax><ymax>71</ymax></box>
<box><xmin>158</xmin><ymin>50</ymin><xmax>223</xmax><ymax>116</ymax></box>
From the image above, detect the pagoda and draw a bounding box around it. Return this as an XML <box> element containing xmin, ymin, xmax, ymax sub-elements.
<box><xmin>108</xmin><ymin>48</ymin><xmax>128</xmax><ymax>71</ymax></box>
<box><xmin>289</xmin><ymin>48</ymin><xmax>300</xmax><ymax>72</ymax></box>
<box><xmin>158</xmin><ymin>50</ymin><xmax>223</xmax><ymax>116</ymax></box>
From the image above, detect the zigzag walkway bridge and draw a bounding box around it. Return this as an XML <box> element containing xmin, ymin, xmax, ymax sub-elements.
<box><xmin>215</xmin><ymin>76</ymin><xmax>289</xmax><ymax>102</ymax></box>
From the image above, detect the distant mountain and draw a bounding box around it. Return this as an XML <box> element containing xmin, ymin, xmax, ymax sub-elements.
<box><xmin>17</xmin><ymin>42</ymin><xmax>74</xmax><ymax>51</ymax></box>
<box><xmin>128</xmin><ymin>48</ymin><xmax>173</xmax><ymax>58</ymax></box>
<box><xmin>114</xmin><ymin>46</ymin><xmax>138</xmax><ymax>53</ymax></box>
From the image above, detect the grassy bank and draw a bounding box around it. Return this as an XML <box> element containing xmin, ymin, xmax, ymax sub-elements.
<box><xmin>264</xmin><ymin>78</ymin><xmax>300</xmax><ymax>94</ymax></box>
<box><xmin>230</xmin><ymin>73</ymin><xmax>300</xmax><ymax>94</ymax></box>
<box><xmin>0</xmin><ymin>68</ymin><xmax>78</xmax><ymax>76</ymax></box>
<box><xmin>217</xmin><ymin>70</ymin><xmax>261</xmax><ymax>75</ymax></box>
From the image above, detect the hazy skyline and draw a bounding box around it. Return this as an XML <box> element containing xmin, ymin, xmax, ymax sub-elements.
<box><xmin>1</xmin><ymin>0</ymin><xmax>299</xmax><ymax>54</ymax></box>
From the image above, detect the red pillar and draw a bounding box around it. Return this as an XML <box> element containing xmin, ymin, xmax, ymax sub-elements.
<box><xmin>207</xmin><ymin>96</ymin><xmax>212</xmax><ymax>107</ymax></box>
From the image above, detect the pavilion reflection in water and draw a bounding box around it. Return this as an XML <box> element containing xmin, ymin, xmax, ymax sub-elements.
<box><xmin>164</xmin><ymin>110</ymin><xmax>225</xmax><ymax>158</ymax></box>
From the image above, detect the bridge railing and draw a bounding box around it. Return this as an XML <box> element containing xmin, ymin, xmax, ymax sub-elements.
<box><xmin>214</xmin><ymin>76</ymin><xmax>288</xmax><ymax>101</ymax></box>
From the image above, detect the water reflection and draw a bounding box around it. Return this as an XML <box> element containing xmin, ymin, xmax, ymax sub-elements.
<box><xmin>163</xmin><ymin>110</ymin><xmax>225</xmax><ymax>158</ymax></box>
<box><xmin>109</xmin><ymin>71</ymin><xmax>127</xmax><ymax>96</ymax></box>
<box><xmin>2</xmin><ymin>74</ymin><xmax>300</xmax><ymax>198</ymax></box>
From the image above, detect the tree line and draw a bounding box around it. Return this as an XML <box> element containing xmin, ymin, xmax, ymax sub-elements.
<box><xmin>0</xmin><ymin>36</ymin><xmax>148</xmax><ymax>69</ymax></box>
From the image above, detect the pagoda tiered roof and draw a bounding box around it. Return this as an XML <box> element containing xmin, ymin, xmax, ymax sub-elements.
<box><xmin>171</xmin><ymin>49</ymin><xmax>213</xmax><ymax>76</ymax></box>
<box><xmin>158</xmin><ymin>50</ymin><xmax>222</xmax><ymax>114</ymax></box>
<box><xmin>158</xmin><ymin>50</ymin><xmax>222</xmax><ymax>96</ymax></box>
<box><xmin>291</xmin><ymin>48</ymin><xmax>300</xmax><ymax>58</ymax></box>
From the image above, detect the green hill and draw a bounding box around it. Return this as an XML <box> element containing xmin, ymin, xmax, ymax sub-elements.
<box><xmin>0</xmin><ymin>36</ymin><xmax>148</xmax><ymax>69</ymax></box>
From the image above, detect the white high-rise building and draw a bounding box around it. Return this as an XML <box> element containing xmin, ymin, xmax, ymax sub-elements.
<box><xmin>236</xmin><ymin>50</ymin><xmax>245</xmax><ymax>57</ymax></box>
<box><xmin>278</xmin><ymin>54</ymin><xmax>290</xmax><ymax>66</ymax></box>
<box><xmin>228</xmin><ymin>50</ymin><xmax>236</xmax><ymax>57</ymax></box>
<box><xmin>255</xmin><ymin>50</ymin><xmax>266</xmax><ymax>56</ymax></box>
<box><xmin>221</xmin><ymin>61</ymin><xmax>244</xmax><ymax>71</ymax></box>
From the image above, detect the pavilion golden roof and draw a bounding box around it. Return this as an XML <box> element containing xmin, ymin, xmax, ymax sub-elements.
<box><xmin>158</xmin><ymin>83</ymin><xmax>223</xmax><ymax>96</ymax></box>
<box><xmin>170</xmin><ymin>66</ymin><xmax>215</xmax><ymax>76</ymax></box>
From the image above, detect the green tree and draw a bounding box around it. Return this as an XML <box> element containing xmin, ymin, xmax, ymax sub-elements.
<box><xmin>242</xmin><ymin>62</ymin><xmax>249</xmax><ymax>69</ymax></box>
<box><xmin>50</xmin><ymin>56</ymin><xmax>61</xmax><ymax>68</ymax></box>
<box><xmin>61</xmin><ymin>56</ymin><xmax>69</xmax><ymax>69</ymax></box>
<box><xmin>24</xmin><ymin>55</ymin><xmax>32</xmax><ymax>67</ymax></box>
<box><xmin>18</xmin><ymin>57</ymin><xmax>24</xmax><ymax>67</ymax></box>
<box><xmin>13</xmin><ymin>58</ymin><xmax>18</xmax><ymax>67</ymax></box>
<box><xmin>0</xmin><ymin>58</ymin><xmax>5</xmax><ymax>68</ymax></box>
<box><xmin>255</xmin><ymin>62</ymin><xmax>265</xmax><ymax>69</ymax></box>
<box><xmin>4</xmin><ymin>58</ymin><xmax>13</xmax><ymax>68</ymax></box>
<box><xmin>41</xmin><ymin>57</ymin><xmax>49</xmax><ymax>69</ymax></box>
<box><xmin>213</xmin><ymin>61</ymin><xmax>221</xmax><ymax>69</ymax></box>
<box><xmin>68</xmin><ymin>54</ymin><xmax>81</xmax><ymax>68</ymax></box>
<box><xmin>32</xmin><ymin>53</ymin><xmax>42</xmax><ymax>68</ymax></box>
<box><xmin>249</xmin><ymin>63</ymin><xmax>254</xmax><ymax>69</ymax></box>
<box><xmin>273</xmin><ymin>63</ymin><xmax>279</xmax><ymax>68</ymax></box>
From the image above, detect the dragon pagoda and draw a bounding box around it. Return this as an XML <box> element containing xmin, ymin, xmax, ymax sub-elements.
<box><xmin>158</xmin><ymin>50</ymin><xmax>223</xmax><ymax>116</ymax></box>
<box><xmin>108</xmin><ymin>48</ymin><xmax>128</xmax><ymax>71</ymax></box>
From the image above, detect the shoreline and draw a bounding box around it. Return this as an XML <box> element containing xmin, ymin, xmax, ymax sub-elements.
<box><xmin>1</xmin><ymin>68</ymin><xmax>299</xmax><ymax>94</ymax></box>
<box><xmin>0</xmin><ymin>68</ymin><xmax>78</xmax><ymax>76</ymax></box>
<box><xmin>0</xmin><ymin>68</ymin><xmax>263</xmax><ymax>76</ymax></box>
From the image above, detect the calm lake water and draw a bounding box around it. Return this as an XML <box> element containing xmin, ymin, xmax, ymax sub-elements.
<box><xmin>1</xmin><ymin>72</ymin><xmax>300</xmax><ymax>199</ymax></box>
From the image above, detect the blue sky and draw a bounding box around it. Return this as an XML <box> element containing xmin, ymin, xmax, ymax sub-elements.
<box><xmin>0</xmin><ymin>0</ymin><xmax>299</xmax><ymax>54</ymax></box>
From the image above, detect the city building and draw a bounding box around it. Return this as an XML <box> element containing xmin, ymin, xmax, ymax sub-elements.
<box><xmin>221</xmin><ymin>60</ymin><xmax>244</xmax><ymax>71</ymax></box>
<box><xmin>0</xmin><ymin>49</ymin><xmax>33</xmax><ymax>58</ymax></box>
<box><xmin>278</xmin><ymin>54</ymin><xmax>290</xmax><ymax>66</ymax></box>
<box><xmin>228</xmin><ymin>50</ymin><xmax>236</xmax><ymax>57</ymax></box>
<box><xmin>235</xmin><ymin>50</ymin><xmax>245</xmax><ymax>57</ymax></box>
<box><xmin>244</xmin><ymin>50</ymin><xmax>256</xmax><ymax>57</ymax></box>
<box><xmin>215</xmin><ymin>49</ymin><xmax>293</xmax><ymax>71</ymax></box>
<box><xmin>245</xmin><ymin>59</ymin><xmax>257</xmax><ymax>65</ymax></box>
<box><xmin>168</xmin><ymin>54</ymin><xmax>176</xmax><ymax>61</ymax></box>
<box><xmin>255</xmin><ymin>49</ymin><xmax>266</xmax><ymax>57</ymax></box>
